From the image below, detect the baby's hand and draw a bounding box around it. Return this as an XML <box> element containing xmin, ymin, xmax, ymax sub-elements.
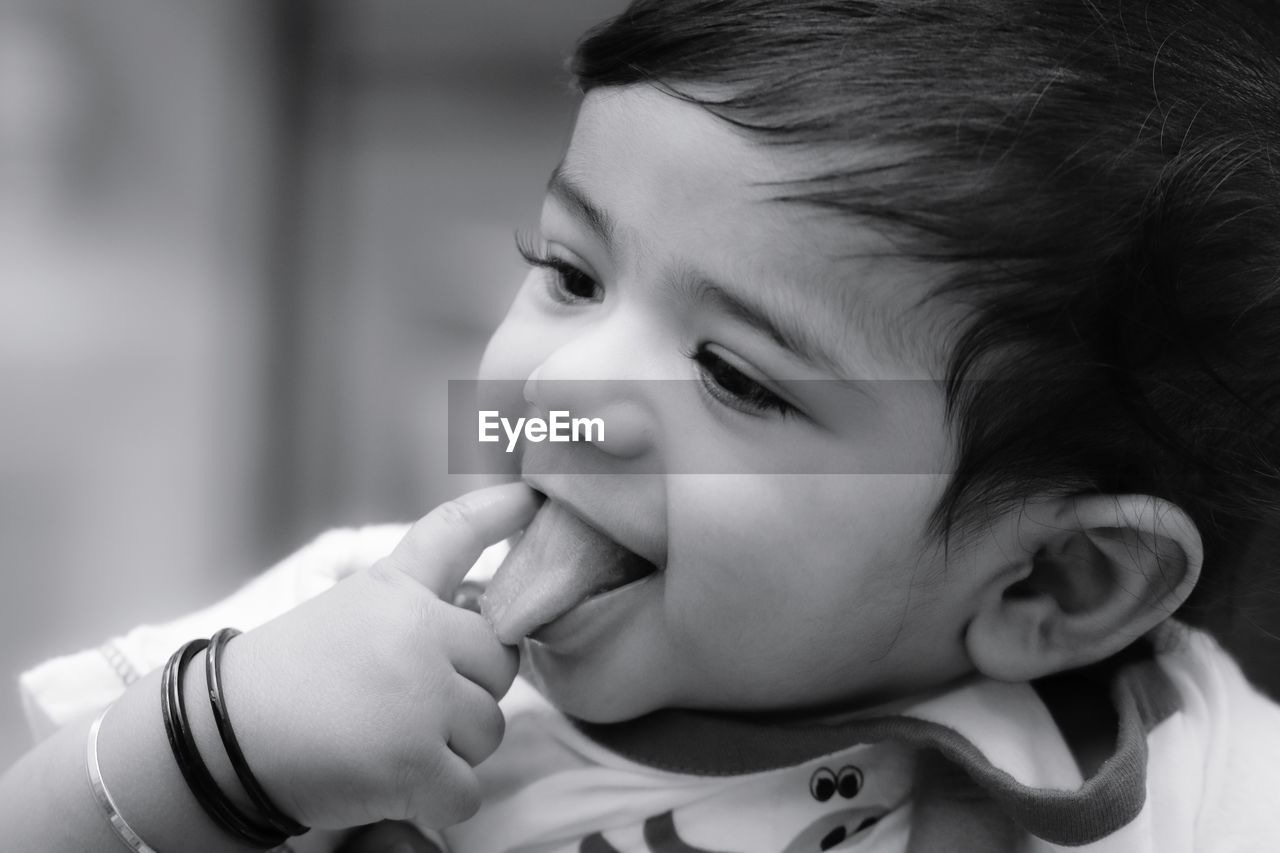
<box><xmin>219</xmin><ymin>483</ymin><xmax>538</xmax><ymax>831</ymax></box>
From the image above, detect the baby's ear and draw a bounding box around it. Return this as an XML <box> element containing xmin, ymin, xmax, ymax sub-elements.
<box><xmin>965</xmin><ymin>495</ymin><xmax>1202</xmax><ymax>681</ymax></box>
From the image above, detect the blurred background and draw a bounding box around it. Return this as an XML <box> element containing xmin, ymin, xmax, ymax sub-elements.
<box><xmin>0</xmin><ymin>0</ymin><xmax>626</xmax><ymax>768</ymax></box>
<box><xmin>2</xmin><ymin>0</ymin><xmax>1278</xmax><ymax>774</ymax></box>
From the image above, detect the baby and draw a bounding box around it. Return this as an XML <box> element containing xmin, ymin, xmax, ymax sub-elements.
<box><xmin>7</xmin><ymin>1</ymin><xmax>1280</xmax><ymax>851</ymax></box>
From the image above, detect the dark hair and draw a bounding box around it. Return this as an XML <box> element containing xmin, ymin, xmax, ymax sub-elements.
<box><xmin>571</xmin><ymin>0</ymin><xmax>1280</xmax><ymax>628</ymax></box>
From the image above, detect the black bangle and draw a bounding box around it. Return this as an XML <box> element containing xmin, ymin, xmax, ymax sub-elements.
<box><xmin>206</xmin><ymin>628</ymin><xmax>310</xmax><ymax>838</ymax></box>
<box><xmin>161</xmin><ymin>639</ymin><xmax>287</xmax><ymax>849</ymax></box>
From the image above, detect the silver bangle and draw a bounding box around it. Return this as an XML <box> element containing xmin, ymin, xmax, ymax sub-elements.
<box><xmin>87</xmin><ymin>706</ymin><xmax>159</xmax><ymax>853</ymax></box>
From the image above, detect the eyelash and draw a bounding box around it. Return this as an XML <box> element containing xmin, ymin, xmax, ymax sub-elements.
<box><xmin>686</xmin><ymin>344</ymin><xmax>796</xmax><ymax>419</ymax></box>
<box><xmin>515</xmin><ymin>232</ymin><xmax>601</xmax><ymax>303</ymax></box>
<box><xmin>514</xmin><ymin>233</ymin><xmax>794</xmax><ymax>420</ymax></box>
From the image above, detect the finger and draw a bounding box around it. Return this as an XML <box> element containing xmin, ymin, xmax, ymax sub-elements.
<box><xmin>381</xmin><ymin>483</ymin><xmax>540</xmax><ymax>597</ymax></box>
<box><xmin>336</xmin><ymin>821</ymin><xmax>443</xmax><ymax>853</ymax></box>
<box><xmin>437</xmin><ymin>607</ymin><xmax>520</xmax><ymax>700</ymax></box>
<box><xmin>414</xmin><ymin>750</ymin><xmax>482</xmax><ymax>828</ymax></box>
<box><xmin>446</xmin><ymin>675</ymin><xmax>506</xmax><ymax>767</ymax></box>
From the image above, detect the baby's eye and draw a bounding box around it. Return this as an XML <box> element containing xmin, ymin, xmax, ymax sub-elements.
<box><xmin>690</xmin><ymin>344</ymin><xmax>795</xmax><ymax>418</ymax></box>
<box><xmin>516</xmin><ymin>233</ymin><xmax>602</xmax><ymax>304</ymax></box>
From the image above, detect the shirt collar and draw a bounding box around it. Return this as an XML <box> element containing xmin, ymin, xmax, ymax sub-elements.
<box><xmin>572</xmin><ymin>635</ymin><xmax>1182</xmax><ymax>846</ymax></box>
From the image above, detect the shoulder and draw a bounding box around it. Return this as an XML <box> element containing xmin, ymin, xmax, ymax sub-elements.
<box><xmin>1151</xmin><ymin>624</ymin><xmax>1280</xmax><ymax>847</ymax></box>
<box><xmin>1154</xmin><ymin>624</ymin><xmax>1280</xmax><ymax>737</ymax></box>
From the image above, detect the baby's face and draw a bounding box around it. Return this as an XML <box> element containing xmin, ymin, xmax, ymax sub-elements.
<box><xmin>478</xmin><ymin>85</ymin><xmax>994</xmax><ymax>722</ymax></box>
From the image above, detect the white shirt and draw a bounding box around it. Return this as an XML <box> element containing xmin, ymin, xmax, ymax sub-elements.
<box><xmin>20</xmin><ymin>525</ymin><xmax>1280</xmax><ymax>852</ymax></box>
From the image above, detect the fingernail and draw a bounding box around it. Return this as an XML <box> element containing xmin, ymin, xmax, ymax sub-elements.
<box><xmin>452</xmin><ymin>580</ymin><xmax>485</xmax><ymax>613</ymax></box>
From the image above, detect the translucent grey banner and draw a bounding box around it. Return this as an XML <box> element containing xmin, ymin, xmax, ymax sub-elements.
<box><xmin>451</xmin><ymin>378</ymin><xmax>950</xmax><ymax>475</ymax></box>
<box><xmin>447</xmin><ymin>376</ymin><xmax>1276</xmax><ymax>475</ymax></box>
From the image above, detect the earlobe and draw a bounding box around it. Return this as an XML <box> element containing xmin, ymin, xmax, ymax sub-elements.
<box><xmin>966</xmin><ymin>495</ymin><xmax>1203</xmax><ymax>682</ymax></box>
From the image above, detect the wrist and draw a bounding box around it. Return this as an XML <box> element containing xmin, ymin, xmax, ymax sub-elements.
<box><xmin>206</xmin><ymin>630</ymin><xmax>315</xmax><ymax>827</ymax></box>
<box><xmin>180</xmin><ymin>648</ymin><xmax>266</xmax><ymax>825</ymax></box>
<box><xmin>97</xmin><ymin>669</ymin><xmax>263</xmax><ymax>852</ymax></box>
<box><xmin>87</xmin><ymin>708</ymin><xmax>158</xmax><ymax>852</ymax></box>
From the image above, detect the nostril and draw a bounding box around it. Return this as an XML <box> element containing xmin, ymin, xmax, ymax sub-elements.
<box><xmin>820</xmin><ymin>826</ymin><xmax>847</xmax><ymax>850</ymax></box>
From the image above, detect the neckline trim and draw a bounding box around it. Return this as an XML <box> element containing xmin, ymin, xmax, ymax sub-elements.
<box><xmin>571</xmin><ymin>651</ymin><xmax>1181</xmax><ymax>846</ymax></box>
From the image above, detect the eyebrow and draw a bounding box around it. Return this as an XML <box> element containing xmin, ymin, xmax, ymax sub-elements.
<box><xmin>547</xmin><ymin>165</ymin><xmax>617</xmax><ymax>249</ymax></box>
<box><xmin>669</xmin><ymin>272</ymin><xmax>848</xmax><ymax>375</ymax></box>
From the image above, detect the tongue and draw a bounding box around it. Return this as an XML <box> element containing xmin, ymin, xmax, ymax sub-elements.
<box><xmin>481</xmin><ymin>500</ymin><xmax>651</xmax><ymax>644</ymax></box>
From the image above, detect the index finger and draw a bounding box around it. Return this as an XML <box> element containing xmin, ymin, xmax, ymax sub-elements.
<box><xmin>380</xmin><ymin>482</ymin><xmax>541</xmax><ymax>596</ymax></box>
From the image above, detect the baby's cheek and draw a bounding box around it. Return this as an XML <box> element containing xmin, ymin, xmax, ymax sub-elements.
<box><xmin>667</xmin><ymin>553</ymin><xmax>822</xmax><ymax>661</ymax></box>
<box><xmin>663</xmin><ymin>584</ymin><xmax>846</xmax><ymax>706</ymax></box>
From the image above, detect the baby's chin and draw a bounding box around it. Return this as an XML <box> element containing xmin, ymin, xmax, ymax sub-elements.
<box><xmin>522</xmin><ymin>640</ymin><xmax>672</xmax><ymax>724</ymax></box>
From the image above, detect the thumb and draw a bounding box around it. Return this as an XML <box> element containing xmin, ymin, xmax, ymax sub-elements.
<box><xmin>379</xmin><ymin>482</ymin><xmax>540</xmax><ymax>597</ymax></box>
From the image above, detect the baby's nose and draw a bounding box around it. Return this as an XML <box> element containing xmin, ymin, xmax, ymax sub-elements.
<box><xmin>523</xmin><ymin>368</ymin><xmax>653</xmax><ymax>460</ymax></box>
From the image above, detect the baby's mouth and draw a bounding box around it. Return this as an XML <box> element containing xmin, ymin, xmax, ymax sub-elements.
<box><xmin>480</xmin><ymin>497</ymin><xmax>660</xmax><ymax>645</ymax></box>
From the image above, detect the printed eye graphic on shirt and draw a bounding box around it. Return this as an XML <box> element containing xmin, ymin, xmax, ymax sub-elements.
<box><xmin>578</xmin><ymin>764</ymin><xmax>885</xmax><ymax>853</ymax></box>
<box><xmin>808</xmin><ymin>766</ymin><xmax>863</xmax><ymax>802</ymax></box>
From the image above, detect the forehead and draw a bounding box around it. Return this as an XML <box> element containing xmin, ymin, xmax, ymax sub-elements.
<box><xmin>557</xmin><ymin>85</ymin><xmax>954</xmax><ymax>379</ymax></box>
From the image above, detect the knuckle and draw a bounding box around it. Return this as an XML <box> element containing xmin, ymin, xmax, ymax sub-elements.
<box><xmin>480</xmin><ymin>703</ymin><xmax>506</xmax><ymax>756</ymax></box>
<box><xmin>411</xmin><ymin>757</ymin><xmax>480</xmax><ymax>827</ymax></box>
<box><xmin>367</xmin><ymin>554</ymin><xmax>415</xmax><ymax>587</ymax></box>
<box><xmin>432</xmin><ymin>498</ymin><xmax>475</xmax><ymax>530</ymax></box>
<box><xmin>499</xmin><ymin>644</ymin><xmax>520</xmax><ymax>686</ymax></box>
<box><xmin>431</xmin><ymin>668</ymin><xmax>460</xmax><ymax>707</ymax></box>
<box><xmin>433</xmin><ymin>596</ymin><xmax>472</xmax><ymax>628</ymax></box>
<box><xmin>438</xmin><ymin>608</ymin><xmax>495</xmax><ymax>653</ymax></box>
<box><xmin>445</xmin><ymin>770</ymin><xmax>482</xmax><ymax>822</ymax></box>
<box><xmin>385</xmin><ymin>756</ymin><xmax>424</xmax><ymax>819</ymax></box>
<box><xmin>446</xmin><ymin>606</ymin><xmax>495</xmax><ymax>645</ymax></box>
<box><xmin>389</xmin><ymin>738</ymin><xmax>449</xmax><ymax>805</ymax></box>
<box><xmin>423</xmin><ymin>606</ymin><xmax>472</xmax><ymax>660</ymax></box>
<box><xmin>357</xmin><ymin>570</ymin><xmax>426</xmax><ymax>640</ymax></box>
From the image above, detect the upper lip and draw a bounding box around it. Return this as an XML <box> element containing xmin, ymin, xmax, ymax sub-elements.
<box><xmin>521</xmin><ymin>476</ymin><xmax>667</xmax><ymax>571</ymax></box>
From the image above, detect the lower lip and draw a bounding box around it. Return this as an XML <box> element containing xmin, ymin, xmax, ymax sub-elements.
<box><xmin>528</xmin><ymin>570</ymin><xmax>661</xmax><ymax>650</ymax></box>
